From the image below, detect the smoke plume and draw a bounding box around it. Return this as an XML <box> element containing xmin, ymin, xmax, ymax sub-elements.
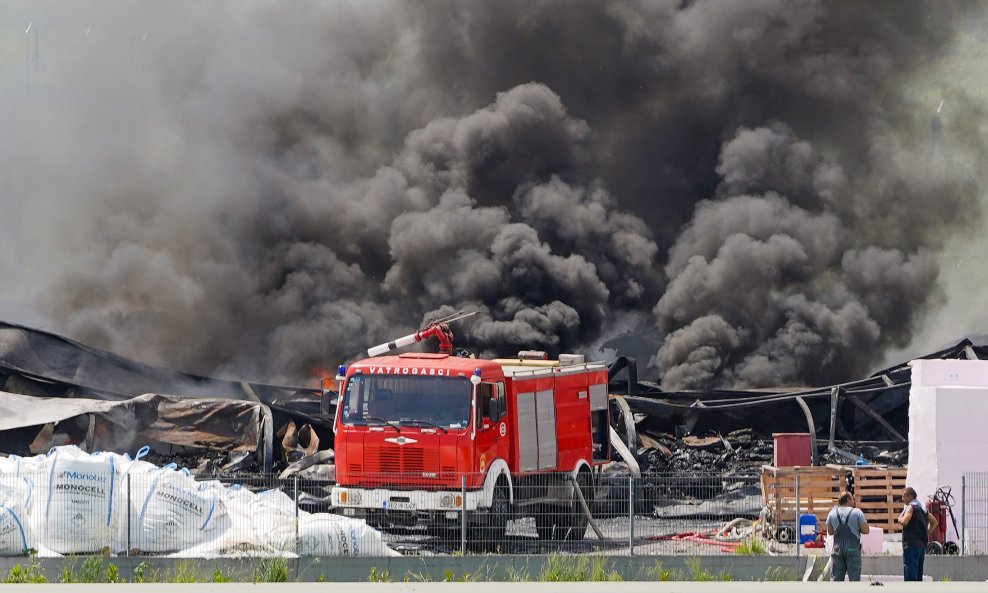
<box><xmin>0</xmin><ymin>0</ymin><xmax>983</xmax><ymax>387</ymax></box>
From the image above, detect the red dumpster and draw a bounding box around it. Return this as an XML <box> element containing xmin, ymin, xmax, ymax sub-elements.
<box><xmin>773</xmin><ymin>432</ymin><xmax>812</xmax><ymax>467</ymax></box>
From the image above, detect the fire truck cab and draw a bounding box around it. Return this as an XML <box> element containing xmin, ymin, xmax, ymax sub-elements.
<box><xmin>330</xmin><ymin>348</ymin><xmax>610</xmax><ymax>543</ymax></box>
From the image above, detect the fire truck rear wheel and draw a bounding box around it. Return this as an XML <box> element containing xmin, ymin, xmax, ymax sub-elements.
<box><xmin>535</xmin><ymin>507</ymin><xmax>559</xmax><ymax>541</ymax></box>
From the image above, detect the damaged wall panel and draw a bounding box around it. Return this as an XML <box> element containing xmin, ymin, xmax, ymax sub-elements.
<box><xmin>0</xmin><ymin>391</ymin><xmax>263</xmax><ymax>458</ymax></box>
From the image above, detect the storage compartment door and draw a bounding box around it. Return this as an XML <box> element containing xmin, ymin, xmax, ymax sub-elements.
<box><xmin>535</xmin><ymin>389</ymin><xmax>557</xmax><ymax>469</ymax></box>
<box><xmin>516</xmin><ymin>391</ymin><xmax>538</xmax><ymax>472</ymax></box>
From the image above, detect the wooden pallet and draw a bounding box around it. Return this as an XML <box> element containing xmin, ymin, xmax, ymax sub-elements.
<box><xmin>851</xmin><ymin>466</ymin><xmax>908</xmax><ymax>533</ymax></box>
<box><xmin>761</xmin><ymin>465</ymin><xmax>847</xmax><ymax>524</ymax></box>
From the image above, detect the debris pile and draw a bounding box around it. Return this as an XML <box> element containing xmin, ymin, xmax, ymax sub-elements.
<box><xmin>639</xmin><ymin>429</ymin><xmax>773</xmax><ymax>476</ymax></box>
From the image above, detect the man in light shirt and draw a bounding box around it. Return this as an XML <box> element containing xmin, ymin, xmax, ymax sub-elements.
<box><xmin>826</xmin><ymin>491</ymin><xmax>870</xmax><ymax>581</ymax></box>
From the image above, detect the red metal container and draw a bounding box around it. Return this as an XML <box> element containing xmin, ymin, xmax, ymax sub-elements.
<box><xmin>773</xmin><ymin>432</ymin><xmax>812</xmax><ymax>467</ymax></box>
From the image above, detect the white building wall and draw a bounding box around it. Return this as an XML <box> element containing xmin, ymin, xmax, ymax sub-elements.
<box><xmin>908</xmin><ymin>359</ymin><xmax>988</xmax><ymax>548</ymax></box>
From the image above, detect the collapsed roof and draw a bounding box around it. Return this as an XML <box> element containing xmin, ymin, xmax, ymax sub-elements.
<box><xmin>609</xmin><ymin>337</ymin><xmax>988</xmax><ymax>466</ymax></box>
<box><xmin>1</xmin><ymin>319</ymin><xmax>985</xmax><ymax>474</ymax></box>
<box><xmin>0</xmin><ymin>321</ymin><xmax>329</xmax><ymax>474</ymax></box>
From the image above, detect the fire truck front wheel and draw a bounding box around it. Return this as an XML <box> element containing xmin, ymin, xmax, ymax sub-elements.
<box><xmin>468</xmin><ymin>481</ymin><xmax>509</xmax><ymax>552</ymax></box>
<box><xmin>488</xmin><ymin>482</ymin><xmax>510</xmax><ymax>542</ymax></box>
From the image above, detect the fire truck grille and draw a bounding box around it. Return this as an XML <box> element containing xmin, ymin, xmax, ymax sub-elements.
<box><xmin>365</xmin><ymin>445</ymin><xmax>439</xmax><ymax>477</ymax></box>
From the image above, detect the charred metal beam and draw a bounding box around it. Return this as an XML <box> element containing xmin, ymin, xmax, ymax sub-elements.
<box><xmin>794</xmin><ymin>396</ymin><xmax>818</xmax><ymax>466</ymax></box>
<box><xmin>844</xmin><ymin>393</ymin><xmax>906</xmax><ymax>442</ymax></box>
<box><xmin>828</xmin><ymin>386</ymin><xmax>858</xmax><ymax>463</ymax></box>
<box><xmin>829</xmin><ymin>387</ymin><xmax>839</xmax><ymax>451</ymax></box>
<box><xmin>240</xmin><ymin>381</ymin><xmax>262</xmax><ymax>403</ymax></box>
<box><xmin>610</xmin><ymin>395</ymin><xmax>638</xmax><ymax>460</ymax></box>
<box><xmin>608</xmin><ymin>356</ymin><xmax>638</xmax><ymax>394</ymax></box>
<box><xmin>835</xmin><ymin>394</ymin><xmax>852</xmax><ymax>440</ymax></box>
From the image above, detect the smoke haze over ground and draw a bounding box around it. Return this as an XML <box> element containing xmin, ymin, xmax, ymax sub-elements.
<box><xmin>0</xmin><ymin>1</ymin><xmax>985</xmax><ymax>387</ymax></box>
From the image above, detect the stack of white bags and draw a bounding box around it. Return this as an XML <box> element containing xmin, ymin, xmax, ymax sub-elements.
<box><xmin>0</xmin><ymin>446</ymin><xmax>395</xmax><ymax>557</ymax></box>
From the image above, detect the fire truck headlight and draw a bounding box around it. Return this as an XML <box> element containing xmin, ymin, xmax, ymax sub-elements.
<box><xmin>350</xmin><ymin>491</ymin><xmax>362</xmax><ymax>505</ymax></box>
<box><xmin>440</xmin><ymin>494</ymin><xmax>454</xmax><ymax>508</ymax></box>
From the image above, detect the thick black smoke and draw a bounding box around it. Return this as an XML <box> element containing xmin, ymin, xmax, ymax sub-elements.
<box><xmin>0</xmin><ymin>0</ymin><xmax>983</xmax><ymax>387</ymax></box>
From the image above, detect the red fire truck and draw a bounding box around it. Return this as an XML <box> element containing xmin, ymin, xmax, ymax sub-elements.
<box><xmin>329</xmin><ymin>312</ymin><xmax>611</xmax><ymax>543</ymax></box>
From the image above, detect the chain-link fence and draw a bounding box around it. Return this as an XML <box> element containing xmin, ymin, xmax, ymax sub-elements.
<box><xmin>962</xmin><ymin>473</ymin><xmax>988</xmax><ymax>555</ymax></box>
<box><xmin>0</xmin><ymin>469</ymin><xmax>812</xmax><ymax>558</ymax></box>
<box><xmin>14</xmin><ymin>466</ymin><xmax>988</xmax><ymax>558</ymax></box>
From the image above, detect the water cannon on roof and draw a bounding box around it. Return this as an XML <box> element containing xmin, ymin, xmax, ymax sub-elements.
<box><xmin>366</xmin><ymin>310</ymin><xmax>478</xmax><ymax>357</ymax></box>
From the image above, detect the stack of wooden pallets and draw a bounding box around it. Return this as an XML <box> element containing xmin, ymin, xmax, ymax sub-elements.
<box><xmin>846</xmin><ymin>466</ymin><xmax>908</xmax><ymax>533</ymax></box>
<box><xmin>761</xmin><ymin>465</ymin><xmax>909</xmax><ymax>532</ymax></box>
<box><xmin>760</xmin><ymin>465</ymin><xmax>847</xmax><ymax>524</ymax></box>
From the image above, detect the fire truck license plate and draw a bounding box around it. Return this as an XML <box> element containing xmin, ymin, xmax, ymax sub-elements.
<box><xmin>388</xmin><ymin>501</ymin><xmax>415</xmax><ymax>511</ymax></box>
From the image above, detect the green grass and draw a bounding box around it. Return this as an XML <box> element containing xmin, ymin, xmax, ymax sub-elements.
<box><xmin>248</xmin><ymin>558</ymin><xmax>290</xmax><ymax>583</ymax></box>
<box><xmin>3</xmin><ymin>555</ymin><xmax>771</xmax><ymax>583</ymax></box>
<box><xmin>763</xmin><ymin>566</ymin><xmax>797</xmax><ymax>581</ymax></box>
<box><xmin>641</xmin><ymin>559</ymin><xmax>736</xmax><ymax>582</ymax></box>
<box><xmin>167</xmin><ymin>560</ymin><xmax>200</xmax><ymax>584</ymax></box>
<box><xmin>503</xmin><ymin>565</ymin><xmax>532</xmax><ymax>582</ymax></box>
<box><xmin>647</xmin><ymin>562</ymin><xmax>674</xmax><ymax>582</ymax></box>
<box><xmin>3</xmin><ymin>555</ymin><xmax>47</xmax><ymax>584</ymax></box>
<box><xmin>734</xmin><ymin>538</ymin><xmax>767</xmax><ymax>555</ymax></box>
<box><xmin>685</xmin><ymin>558</ymin><xmax>733</xmax><ymax>582</ymax></box>
<box><xmin>60</xmin><ymin>557</ymin><xmax>122</xmax><ymax>583</ymax></box>
<box><xmin>538</xmin><ymin>554</ymin><xmax>623</xmax><ymax>582</ymax></box>
<box><xmin>131</xmin><ymin>560</ymin><xmax>160</xmax><ymax>583</ymax></box>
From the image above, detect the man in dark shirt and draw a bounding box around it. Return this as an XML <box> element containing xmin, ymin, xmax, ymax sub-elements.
<box><xmin>897</xmin><ymin>487</ymin><xmax>939</xmax><ymax>582</ymax></box>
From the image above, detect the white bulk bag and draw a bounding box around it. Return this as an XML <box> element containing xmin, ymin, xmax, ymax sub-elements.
<box><xmin>250</xmin><ymin>488</ymin><xmax>297</xmax><ymax>552</ymax></box>
<box><xmin>296</xmin><ymin>512</ymin><xmax>398</xmax><ymax>557</ymax></box>
<box><xmin>168</xmin><ymin>485</ymin><xmax>273</xmax><ymax>557</ymax></box>
<box><xmin>2</xmin><ymin>453</ymin><xmax>47</xmax><ymax>482</ymax></box>
<box><xmin>35</xmin><ymin>447</ymin><xmax>117</xmax><ymax>554</ymax></box>
<box><xmin>127</xmin><ymin>466</ymin><xmax>228</xmax><ymax>553</ymax></box>
<box><xmin>0</xmin><ymin>477</ymin><xmax>33</xmax><ymax>555</ymax></box>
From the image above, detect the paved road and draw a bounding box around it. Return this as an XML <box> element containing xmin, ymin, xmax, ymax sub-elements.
<box><xmin>14</xmin><ymin>583</ymin><xmax>986</xmax><ymax>592</ymax></box>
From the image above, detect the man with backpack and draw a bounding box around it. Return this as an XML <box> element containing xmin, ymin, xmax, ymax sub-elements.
<box><xmin>826</xmin><ymin>491</ymin><xmax>870</xmax><ymax>581</ymax></box>
<box><xmin>898</xmin><ymin>486</ymin><xmax>939</xmax><ymax>582</ymax></box>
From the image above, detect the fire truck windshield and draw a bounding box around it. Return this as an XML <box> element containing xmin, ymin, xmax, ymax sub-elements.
<box><xmin>341</xmin><ymin>374</ymin><xmax>473</xmax><ymax>429</ymax></box>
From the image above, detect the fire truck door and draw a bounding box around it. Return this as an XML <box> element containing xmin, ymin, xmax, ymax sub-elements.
<box><xmin>474</xmin><ymin>382</ymin><xmax>505</xmax><ymax>474</ymax></box>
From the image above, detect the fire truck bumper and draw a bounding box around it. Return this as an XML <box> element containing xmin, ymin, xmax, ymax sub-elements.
<box><xmin>331</xmin><ymin>485</ymin><xmax>484</xmax><ymax>522</ymax></box>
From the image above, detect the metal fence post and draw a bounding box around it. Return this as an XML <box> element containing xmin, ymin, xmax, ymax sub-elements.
<box><xmin>293</xmin><ymin>476</ymin><xmax>300</xmax><ymax>556</ymax></box>
<box><xmin>126</xmin><ymin>473</ymin><xmax>132</xmax><ymax>556</ymax></box>
<box><xmin>795</xmin><ymin>475</ymin><xmax>801</xmax><ymax>565</ymax></box>
<box><xmin>961</xmin><ymin>474</ymin><xmax>966</xmax><ymax>556</ymax></box>
<box><xmin>460</xmin><ymin>474</ymin><xmax>467</xmax><ymax>555</ymax></box>
<box><xmin>628</xmin><ymin>475</ymin><xmax>634</xmax><ymax>556</ymax></box>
